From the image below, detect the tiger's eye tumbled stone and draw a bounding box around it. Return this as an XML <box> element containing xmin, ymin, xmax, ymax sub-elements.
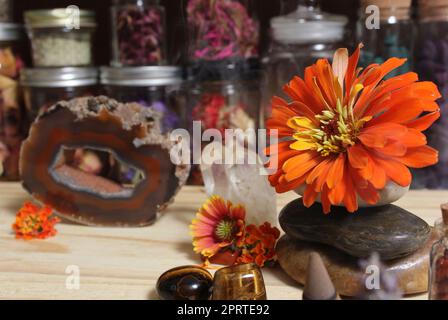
<box><xmin>212</xmin><ymin>263</ymin><xmax>267</xmax><ymax>300</ymax></box>
<box><xmin>156</xmin><ymin>266</ymin><xmax>213</xmax><ymax>300</ymax></box>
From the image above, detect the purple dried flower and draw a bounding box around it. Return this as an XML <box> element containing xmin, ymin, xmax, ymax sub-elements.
<box><xmin>137</xmin><ymin>100</ymin><xmax>180</xmax><ymax>132</ymax></box>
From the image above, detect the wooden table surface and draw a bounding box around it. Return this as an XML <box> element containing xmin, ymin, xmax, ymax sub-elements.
<box><xmin>0</xmin><ymin>182</ymin><xmax>446</xmax><ymax>300</ymax></box>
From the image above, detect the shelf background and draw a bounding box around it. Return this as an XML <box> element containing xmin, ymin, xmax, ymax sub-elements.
<box><xmin>12</xmin><ymin>0</ymin><xmax>363</xmax><ymax>66</ymax></box>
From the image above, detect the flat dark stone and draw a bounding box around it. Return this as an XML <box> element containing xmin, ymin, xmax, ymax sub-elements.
<box><xmin>279</xmin><ymin>199</ymin><xmax>431</xmax><ymax>260</ymax></box>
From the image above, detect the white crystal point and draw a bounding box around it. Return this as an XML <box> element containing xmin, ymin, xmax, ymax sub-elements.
<box><xmin>200</xmin><ymin>142</ymin><xmax>278</xmax><ymax>227</ymax></box>
<box><xmin>295</xmin><ymin>181</ymin><xmax>409</xmax><ymax>208</ymax></box>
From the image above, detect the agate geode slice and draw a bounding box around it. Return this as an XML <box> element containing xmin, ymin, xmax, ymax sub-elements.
<box><xmin>19</xmin><ymin>96</ymin><xmax>189</xmax><ymax>227</ymax></box>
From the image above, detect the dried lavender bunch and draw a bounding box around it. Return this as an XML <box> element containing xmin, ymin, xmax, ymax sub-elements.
<box><xmin>187</xmin><ymin>0</ymin><xmax>259</xmax><ymax>61</ymax></box>
<box><xmin>115</xmin><ymin>5</ymin><xmax>165</xmax><ymax>65</ymax></box>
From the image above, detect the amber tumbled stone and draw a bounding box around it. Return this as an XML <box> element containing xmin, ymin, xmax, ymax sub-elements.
<box><xmin>19</xmin><ymin>96</ymin><xmax>189</xmax><ymax>227</ymax></box>
<box><xmin>212</xmin><ymin>263</ymin><xmax>267</xmax><ymax>300</ymax></box>
<box><xmin>156</xmin><ymin>266</ymin><xmax>213</xmax><ymax>300</ymax></box>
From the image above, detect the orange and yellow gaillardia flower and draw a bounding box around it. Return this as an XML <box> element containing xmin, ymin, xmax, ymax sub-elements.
<box><xmin>190</xmin><ymin>195</ymin><xmax>246</xmax><ymax>258</ymax></box>
<box><xmin>266</xmin><ymin>44</ymin><xmax>441</xmax><ymax>214</ymax></box>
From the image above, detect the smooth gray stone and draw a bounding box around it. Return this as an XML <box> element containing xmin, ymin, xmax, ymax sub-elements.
<box><xmin>279</xmin><ymin>199</ymin><xmax>431</xmax><ymax>260</ymax></box>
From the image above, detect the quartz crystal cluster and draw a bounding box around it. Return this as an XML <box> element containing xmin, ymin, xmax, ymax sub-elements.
<box><xmin>200</xmin><ymin>141</ymin><xmax>277</xmax><ymax>226</ymax></box>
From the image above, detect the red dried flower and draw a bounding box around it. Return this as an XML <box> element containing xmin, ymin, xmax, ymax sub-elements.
<box><xmin>191</xmin><ymin>93</ymin><xmax>253</xmax><ymax>133</ymax></box>
<box><xmin>12</xmin><ymin>202</ymin><xmax>60</xmax><ymax>240</ymax></box>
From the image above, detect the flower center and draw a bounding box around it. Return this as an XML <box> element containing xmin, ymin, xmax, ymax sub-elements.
<box><xmin>23</xmin><ymin>215</ymin><xmax>42</xmax><ymax>232</ymax></box>
<box><xmin>215</xmin><ymin>219</ymin><xmax>236</xmax><ymax>241</ymax></box>
<box><xmin>290</xmin><ymin>101</ymin><xmax>370</xmax><ymax>157</ymax></box>
<box><xmin>314</xmin><ymin>108</ymin><xmax>357</xmax><ymax>156</ymax></box>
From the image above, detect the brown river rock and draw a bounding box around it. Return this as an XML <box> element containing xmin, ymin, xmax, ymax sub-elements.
<box><xmin>276</xmin><ymin>231</ymin><xmax>439</xmax><ymax>297</ymax></box>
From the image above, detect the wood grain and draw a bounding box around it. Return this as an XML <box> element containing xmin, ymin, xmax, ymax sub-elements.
<box><xmin>0</xmin><ymin>182</ymin><xmax>446</xmax><ymax>300</ymax></box>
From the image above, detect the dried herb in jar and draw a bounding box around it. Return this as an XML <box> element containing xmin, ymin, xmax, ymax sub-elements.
<box><xmin>0</xmin><ymin>45</ymin><xmax>25</xmax><ymax>180</ymax></box>
<box><xmin>191</xmin><ymin>93</ymin><xmax>255</xmax><ymax>133</ymax></box>
<box><xmin>187</xmin><ymin>0</ymin><xmax>259</xmax><ymax>61</ymax></box>
<box><xmin>115</xmin><ymin>5</ymin><xmax>165</xmax><ymax>66</ymax></box>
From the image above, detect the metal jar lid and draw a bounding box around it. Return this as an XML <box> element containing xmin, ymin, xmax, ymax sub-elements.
<box><xmin>24</xmin><ymin>8</ymin><xmax>97</xmax><ymax>29</ymax></box>
<box><xmin>0</xmin><ymin>23</ymin><xmax>23</xmax><ymax>41</ymax></box>
<box><xmin>20</xmin><ymin>67</ymin><xmax>99</xmax><ymax>87</ymax></box>
<box><xmin>100</xmin><ymin>66</ymin><xmax>183</xmax><ymax>86</ymax></box>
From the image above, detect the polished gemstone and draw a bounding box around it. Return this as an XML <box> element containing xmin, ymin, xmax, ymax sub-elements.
<box><xmin>212</xmin><ymin>263</ymin><xmax>267</xmax><ymax>300</ymax></box>
<box><xmin>157</xmin><ymin>266</ymin><xmax>213</xmax><ymax>300</ymax></box>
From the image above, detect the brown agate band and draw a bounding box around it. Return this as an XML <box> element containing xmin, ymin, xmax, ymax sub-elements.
<box><xmin>19</xmin><ymin>96</ymin><xmax>189</xmax><ymax>227</ymax></box>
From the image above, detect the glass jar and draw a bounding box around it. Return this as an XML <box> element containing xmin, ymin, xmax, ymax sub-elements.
<box><xmin>188</xmin><ymin>64</ymin><xmax>261</xmax><ymax>133</ymax></box>
<box><xmin>187</xmin><ymin>61</ymin><xmax>261</xmax><ymax>184</ymax></box>
<box><xmin>0</xmin><ymin>0</ymin><xmax>12</xmax><ymax>23</ymax></box>
<box><xmin>100</xmin><ymin>66</ymin><xmax>184</xmax><ymax>132</ymax></box>
<box><xmin>263</xmin><ymin>0</ymin><xmax>348</xmax><ymax>126</ymax></box>
<box><xmin>20</xmin><ymin>67</ymin><xmax>99</xmax><ymax>125</ymax></box>
<box><xmin>24</xmin><ymin>9</ymin><xmax>97</xmax><ymax>67</ymax></box>
<box><xmin>429</xmin><ymin>204</ymin><xmax>448</xmax><ymax>300</ymax></box>
<box><xmin>0</xmin><ymin>23</ymin><xmax>26</xmax><ymax>181</ymax></box>
<box><xmin>111</xmin><ymin>0</ymin><xmax>166</xmax><ymax>66</ymax></box>
<box><xmin>186</xmin><ymin>0</ymin><xmax>259</xmax><ymax>62</ymax></box>
<box><xmin>356</xmin><ymin>0</ymin><xmax>414</xmax><ymax>78</ymax></box>
<box><xmin>413</xmin><ymin>0</ymin><xmax>448</xmax><ymax>189</ymax></box>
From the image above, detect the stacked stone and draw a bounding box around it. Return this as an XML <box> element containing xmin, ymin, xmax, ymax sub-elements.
<box><xmin>276</xmin><ymin>199</ymin><xmax>436</xmax><ymax>297</ymax></box>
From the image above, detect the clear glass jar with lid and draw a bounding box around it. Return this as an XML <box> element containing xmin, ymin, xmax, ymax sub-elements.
<box><xmin>413</xmin><ymin>0</ymin><xmax>448</xmax><ymax>189</ymax></box>
<box><xmin>20</xmin><ymin>67</ymin><xmax>99</xmax><ymax>125</ymax></box>
<box><xmin>262</xmin><ymin>0</ymin><xmax>347</xmax><ymax>126</ymax></box>
<box><xmin>100</xmin><ymin>66</ymin><xmax>184</xmax><ymax>132</ymax></box>
<box><xmin>0</xmin><ymin>23</ymin><xmax>26</xmax><ymax>181</ymax></box>
<box><xmin>24</xmin><ymin>9</ymin><xmax>97</xmax><ymax>67</ymax></box>
<box><xmin>111</xmin><ymin>0</ymin><xmax>166</xmax><ymax>66</ymax></box>
<box><xmin>356</xmin><ymin>0</ymin><xmax>414</xmax><ymax>78</ymax></box>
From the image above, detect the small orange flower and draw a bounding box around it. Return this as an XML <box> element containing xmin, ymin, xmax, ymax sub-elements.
<box><xmin>266</xmin><ymin>44</ymin><xmax>441</xmax><ymax>213</ymax></box>
<box><xmin>12</xmin><ymin>202</ymin><xmax>60</xmax><ymax>240</ymax></box>
<box><xmin>190</xmin><ymin>195</ymin><xmax>246</xmax><ymax>258</ymax></box>
<box><xmin>237</xmin><ymin>222</ymin><xmax>280</xmax><ymax>267</ymax></box>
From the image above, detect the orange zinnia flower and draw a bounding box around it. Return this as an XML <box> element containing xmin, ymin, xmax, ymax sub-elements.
<box><xmin>266</xmin><ymin>44</ymin><xmax>440</xmax><ymax>213</ymax></box>
<box><xmin>190</xmin><ymin>195</ymin><xmax>246</xmax><ymax>258</ymax></box>
<box><xmin>12</xmin><ymin>202</ymin><xmax>60</xmax><ymax>240</ymax></box>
